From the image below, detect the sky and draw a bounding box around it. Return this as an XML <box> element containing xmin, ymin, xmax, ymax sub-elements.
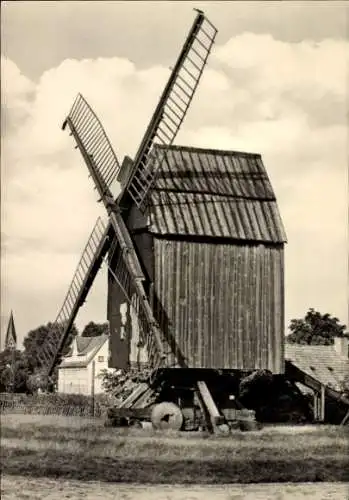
<box><xmin>1</xmin><ymin>1</ymin><xmax>348</xmax><ymax>348</ymax></box>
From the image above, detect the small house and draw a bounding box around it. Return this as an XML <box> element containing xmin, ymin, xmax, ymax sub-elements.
<box><xmin>58</xmin><ymin>335</ymin><xmax>109</xmax><ymax>395</ymax></box>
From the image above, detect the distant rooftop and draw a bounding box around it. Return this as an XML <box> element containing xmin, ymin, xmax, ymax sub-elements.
<box><xmin>59</xmin><ymin>335</ymin><xmax>108</xmax><ymax>369</ymax></box>
<box><xmin>285</xmin><ymin>342</ymin><xmax>349</xmax><ymax>392</ymax></box>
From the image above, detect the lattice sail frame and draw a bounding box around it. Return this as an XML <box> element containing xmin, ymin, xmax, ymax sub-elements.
<box><xmin>62</xmin><ymin>94</ymin><xmax>121</xmax><ymax>200</ymax></box>
<box><xmin>37</xmin><ymin>218</ymin><xmax>110</xmax><ymax>374</ymax></box>
<box><xmin>123</xmin><ymin>12</ymin><xmax>217</xmax><ymax>210</ymax></box>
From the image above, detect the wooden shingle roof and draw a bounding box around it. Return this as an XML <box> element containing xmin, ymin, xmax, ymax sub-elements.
<box><xmin>148</xmin><ymin>145</ymin><xmax>287</xmax><ymax>243</ymax></box>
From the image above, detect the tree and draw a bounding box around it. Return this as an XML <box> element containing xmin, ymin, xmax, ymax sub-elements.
<box><xmin>286</xmin><ymin>308</ymin><xmax>348</xmax><ymax>345</ymax></box>
<box><xmin>0</xmin><ymin>348</ymin><xmax>33</xmax><ymax>393</ymax></box>
<box><xmin>81</xmin><ymin>321</ymin><xmax>109</xmax><ymax>337</ymax></box>
<box><xmin>27</xmin><ymin>371</ymin><xmax>54</xmax><ymax>393</ymax></box>
<box><xmin>23</xmin><ymin>322</ymin><xmax>78</xmax><ymax>368</ymax></box>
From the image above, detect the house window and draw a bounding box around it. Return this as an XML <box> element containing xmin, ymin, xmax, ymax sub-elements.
<box><xmin>98</xmin><ymin>356</ymin><xmax>104</xmax><ymax>362</ymax></box>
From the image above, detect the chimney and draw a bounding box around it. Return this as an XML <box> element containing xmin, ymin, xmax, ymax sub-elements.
<box><xmin>117</xmin><ymin>156</ymin><xmax>134</xmax><ymax>188</ymax></box>
<box><xmin>333</xmin><ymin>336</ymin><xmax>349</xmax><ymax>358</ymax></box>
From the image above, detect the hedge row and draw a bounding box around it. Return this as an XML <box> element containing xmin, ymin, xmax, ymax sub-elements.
<box><xmin>0</xmin><ymin>392</ymin><xmax>115</xmax><ymax>418</ymax></box>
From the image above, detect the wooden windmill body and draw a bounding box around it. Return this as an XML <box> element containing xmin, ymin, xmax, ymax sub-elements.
<box><xmin>36</xmin><ymin>11</ymin><xmax>287</xmax><ymax>431</ymax></box>
<box><xmin>108</xmin><ymin>144</ymin><xmax>286</xmax><ymax>374</ymax></box>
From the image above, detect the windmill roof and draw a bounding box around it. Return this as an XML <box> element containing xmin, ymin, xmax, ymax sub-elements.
<box><xmin>59</xmin><ymin>335</ymin><xmax>108</xmax><ymax>369</ymax></box>
<box><xmin>148</xmin><ymin>144</ymin><xmax>286</xmax><ymax>244</ymax></box>
<box><xmin>285</xmin><ymin>344</ymin><xmax>349</xmax><ymax>391</ymax></box>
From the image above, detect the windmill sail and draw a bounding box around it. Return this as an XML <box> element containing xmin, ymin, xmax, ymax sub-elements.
<box><xmin>37</xmin><ymin>217</ymin><xmax>111</xmax><ymax>375</ymax></box>
<box><xmin>63</xmin><ymin>94</ymin><xmax>121</xmax><ymax>200</ymax></box>
<box><xmin>63</xmin><ymin>100</ymin><xmax>173</xmax><ymax>367</ymax></box>
<box><xmin>123</xmin><ymin>11</ymin><xmax>217</xmax><ymax>210</ymax></box>
<box><xmin>63</xmin><ymin>100</ymin><xmax>171</xmax><ymax>367</ymax></box>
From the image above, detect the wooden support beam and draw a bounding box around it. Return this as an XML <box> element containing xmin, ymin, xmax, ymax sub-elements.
<box><xmin>340</xmin><ymin>409</ymin><xmax>349</xmax><ymax>426</ymax></box>
<box><xmin>313</xmin><ymin>391</ymin><xmax>320</xmax><ymax>421</ymax></box>
<box><xmin>196</xmin><ymin>380</ymin><xmax>224</xmax><ymax>432</ymax></box>
<box><xmin>194</xmin><ymin>388</ymin><xmax>212</xmax><ymax>433</ymax></box>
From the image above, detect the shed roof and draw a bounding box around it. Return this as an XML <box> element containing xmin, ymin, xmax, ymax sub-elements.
<box><xmin>285</xmin><ymin>344</ymin><xmax>349</xmax><ymax>392</ymax></box>
<box><xmin>148</xmin><ymin>145</ymin><xmax>286</xmax><ymax>243</ymax></box>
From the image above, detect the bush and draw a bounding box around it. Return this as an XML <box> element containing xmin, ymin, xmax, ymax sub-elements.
<box><xmin>239</xmin><ymin>371</ymin><xmax>313</xmax><ymax>423</ymax></box>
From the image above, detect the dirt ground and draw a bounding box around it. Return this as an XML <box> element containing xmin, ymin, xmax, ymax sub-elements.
<box><xmin>1</xmin><ymin>476</ymin><xmax>348</xmax><ymax>500</ymax></box>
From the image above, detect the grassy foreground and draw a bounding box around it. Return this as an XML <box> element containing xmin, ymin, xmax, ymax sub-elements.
<box><xmin>1</xmin><ymin>414</ymin><xmax>348</xmax><ymax>484</ymax></box>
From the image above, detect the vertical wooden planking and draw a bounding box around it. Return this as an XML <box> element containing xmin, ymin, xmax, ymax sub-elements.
<box><xmin>196</xmin><ymin>243</ymin><xmax>203</xmax><ymax>366</ymax></box>
<box><xmin>239</xmin><ymin>246</ymin><xmax>245</xmax><ymax>369</ymax></box>
<box><xmin>220</xmin><ymin>245</ymin><xmax>225</xmax><ymax>368</ymax></box>
<box><xmin>181</xmin><ymin>242</ymin><xmax>189</xmax><ymax>365</ymax></box>
<box><xmin>239</xmin><ymin>246</ymin><xmax>248</xmax><ymax>367</ymax></box>
<box><xmin>260</xmin><ymin>246</ymin><xmax>267</xmax><ymax>369</ymax></box>
<box><xmin>232</xmin><ymin>244</ymin><xmax>239</xmax><ymax>368</ymax></box>
<box><xmin>231</xmin><ymin>246</ymin><xmax>236</xmax><ymax>368</ymax></box>
<box><xmin>223</xmin><ymin>245</ymin><xmax>229</xmax><ymax>368</ymax></box>
<box><xmin>217</xmin><ymin>245</ymin><xmax>224</xmax><ymax>367</ymax></box>
<box><xmin>272</xmin><ymin>247</ymin><xmax>279</xmax><ymax>372</ymax></box>
<box><xmin>226</xmin><ymin>245</ymin><xmax>233</xmax><ymax>369</ymax></box>
<box><xmin>268</xmin><ymin>246</ymin><xmax>273</xmax><ymax>372</ymax></box>
<box><xmin>247</xmin><ymin>246</ymin><xmax>254</xmax><ymax>368</ymax></box>
<box><xmin>190</xmin><ymin>241</ymin><xmax>198</xmax><ymax>366</ymax></box>
<box><xmin>267</xmin><ymin>247</ymin><xmax>273</xmax><ymax>371</ymax></box>
<box><xmin>174</xmin><ymin>241</ymin><xmax>181</xmax><ymax>363</ymax></box>
<box><xmin>277</xmin><ymin>247</ymin><xmax>283</xmax><ymax>372</ymax></box>
<box><xmin>152</xmin><ymin>237</ymin><xmax>284</xmax><ymax>372</ymax></box>
<box><xmin>235</xmin><ymin>246</ymin><xmax>240</xmax><ymax>367</ymax></box>
<box><xmin>252</xmin><ymin>246</ymin><xmax>258</xmax><ymax>368</ymax></box>
<box><xmin>169</xmin><ymin>242</ymin><xmax>177</xmax><ymax>365</ymax></box>
<box><xmin>188</xmin><ymin>242</ymin><xmax>194</xmax><ymax>365</ymax></box>
<box><xmin>195</xmin><ymin>242</ymin><xmax>201</xmax><ymax>367</ymax></box>
<box><xmin>246</xmin><ymin>245</ymin><xmax>252</xmax><ymax>368</ymax></box>
<box><xmin>210</xmin><ymin>244</ymin><xmax>216</xmax><ymax>367</ymax></box>
<box><xmin>203</xmin><ymin>244</ymin><xmax>210</xmax><ymax>367</ymax></box>
<box><xmin>264</xmin><ymin>246</ymin><xmax>270</xmax><ymax>371</ymax></box>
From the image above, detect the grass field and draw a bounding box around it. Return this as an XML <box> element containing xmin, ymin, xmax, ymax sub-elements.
<box><xmin>1</xmin><ymin>414</ymin><xmax>349</xmax><ymax>484</ymax></box>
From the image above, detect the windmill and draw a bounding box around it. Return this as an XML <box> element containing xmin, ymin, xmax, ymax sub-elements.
<box><xmin>37</xmin><ymin>10</ymin><xmax>288</xmax><ymax>432</ymax></box>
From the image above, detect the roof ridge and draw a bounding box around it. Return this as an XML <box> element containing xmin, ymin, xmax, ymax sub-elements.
<box><xmin>155</xmin><ymin>143</ymin><xmax>262</xmax><ymax>158</ymax></box>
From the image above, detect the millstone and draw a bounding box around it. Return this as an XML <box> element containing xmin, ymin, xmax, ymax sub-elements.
<box><xmin>151</xmin><ymin>402</ymin><xmax>183</xmax><ymax>430</ymax></box>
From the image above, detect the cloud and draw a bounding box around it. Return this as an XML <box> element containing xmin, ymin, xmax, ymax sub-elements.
<box><xmin>214</xmin><ymin>34</ymin><xmax>347</xmax><ymax>98</ymax></box>
<box><xmin>1</xmin><ymin>57</ymin><xmax>35</xmax><ymax>136</ymax></box>
<box><xmin>1</xmin><ymin>31</ymin><xmax>348</xmax><ymax>346</ymax></box>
